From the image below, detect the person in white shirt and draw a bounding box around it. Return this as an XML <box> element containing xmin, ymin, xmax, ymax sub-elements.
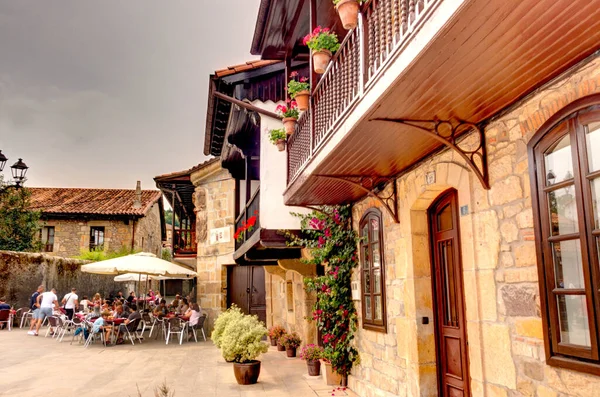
<box><xmin>61</xmin><ymin>288</ymin><xmax>79</xmax><ymax>320</ymax></box>
<box><xmin>30</xmin><ymin>288</ymin><xmax>58</xmax><ymax>336</ymax></box>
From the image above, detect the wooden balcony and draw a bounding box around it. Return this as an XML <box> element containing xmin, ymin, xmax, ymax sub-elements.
<box><xmin>235</xmin><ymin>188</ymin><xmax>260</xmax><ymax>251</ymax></box>
<box><xmin>173</xmin><ymin>228</ymin><xmax>197</xmax><ymax>257</ymax></box>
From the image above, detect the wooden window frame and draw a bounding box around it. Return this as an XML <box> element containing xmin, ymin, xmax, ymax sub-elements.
<box><xmin>359</xmin><ymin>208</ymin><xmax>387</xmax><ymax>333</ymax></box>
<box><xmin>528</xmin><ymin>94</ymin><xmax>600</xmax><ymax>375</ymax></box>
<box><xmin>40</xmin><ymin>226</ymin><xmax>55</xmax><ymax>253</ymax></box>
<box><xmin>89</xmin><ymin>226</ymin><xmax>105</xmax><ymax>251</ymax></box>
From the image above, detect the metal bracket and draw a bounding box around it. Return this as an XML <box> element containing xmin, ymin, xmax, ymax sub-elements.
<box><xmin>314</xmin><ymin>175</ymin><xmax>399</xmax><ymax>223</ymax></box>
<box><xmin>372</xmin><ymin>118</ymin><xmax>490</xmax><ymax>189</ymax></box>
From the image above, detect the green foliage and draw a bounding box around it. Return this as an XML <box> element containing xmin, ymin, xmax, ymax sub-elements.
<box><xmin>287</xmin><ymin>79</ymin><xmax>310</xmax><ymax>99</ymax></box>
<box><xmin>76</xmin><ymin>245</ymin><xmax>138</xmax><ymax>261</ymax></box>
<box><xmin>300</xmin><ymin>344</ymin><xmax>324</xmax><ymax>361</ymax></box>
<box><xmin>164</xmin><ymin>209</ymin><xmax>180</xmax><ymax>228</ymax></box>
<box><xmin>333</xmin><ymin>0</ymin><xmax>365</xmax><ymax>5</ymax></box>
<box><xmin>212</xmin><ymin>304</ymin><xmax>244</xmax><ymax>349</ymax></box>
<box><xmin>303</xmin><ymin>27</ymin><xmax>341</xmax><ymax>53</ymax></box>
<box><xmin>280</xmin><ymin>332</ymin><xmax>302</xmax><ymax>349</ymax></box>
<box><xmin>286</xmin><ymin>205</ymin><xmax>360</xmax><ymax>376</ymax></box>
<box><xmin>0</xmin><ymin>185</ymin><xmax>42</xmax><ymax>252</ymax></box>
<box><xmin>268</xmin><ymin>129</ymin><xmax>287</xmax><ymax>145</ymax></box>
<box><xmin>161</xmin><ymin>248</ymin><xmax>172</xmax><ymax>262</ymax></box>
<box><xmin>220</xmin><ymin>312</ymin><xmax>269</xmax><ymax>363</ymax></box>
<box><xmin>268</xmin><ymin>324</ymin><xmax>286</xmax><ymax>339</ymax></box>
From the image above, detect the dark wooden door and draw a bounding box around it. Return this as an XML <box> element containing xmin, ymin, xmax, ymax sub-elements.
<box><xmin>429</xmin><ymin>190</ymin><xmax>471</xmax><ymax>397</ymax></box>
<box><xmin>227</xmin><ymin>265</ymin><xmax>266</xmax><ymax>324</ymax></box>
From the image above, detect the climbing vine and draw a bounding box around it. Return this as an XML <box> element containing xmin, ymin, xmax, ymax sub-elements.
<box><xmin>287</xmin><ymin>205</ymin><xmax>360</xmax><ymax>377</ymax></box>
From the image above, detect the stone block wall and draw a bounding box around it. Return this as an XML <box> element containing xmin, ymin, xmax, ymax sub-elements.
<box><xmin>133</xmin><ymin>202</ymin><xmax>163</xmax><ymax>256</ymax></box>
<box><xmin>348</xmin><ymin>55</ymin><xmax>600</xmax><ymax>396</ymax></box>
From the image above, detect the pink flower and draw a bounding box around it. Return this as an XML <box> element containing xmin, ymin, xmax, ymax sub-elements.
<box><xmin>300</xmin><ymin>76</ymin><xmax>309</xmax><ymax>82</ymax></box>
<box><xmin>324</xmin><ymin>228</ymin><xmax>332</xmax><ymax>238</ymax></box>
<box><xmin>318</xmin><ymin>236</ymin><xmax>326</xmax><ymax>247</ymax></box>
<box><xmin>290</xmin><ymin>71</ymin><xmax>299</xmax><ymax>78</ymax></box>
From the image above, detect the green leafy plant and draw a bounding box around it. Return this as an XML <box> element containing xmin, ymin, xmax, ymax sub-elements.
<box><xmin>280</xmin><ymin>332</ymin><xmax>302</xmax><ymax>349</ymax></box>
<box><xmin>303</xmin><ymin>27</ymin><xmax>341</xmax><ymax>53</ymax></box>
<box><xmin>333</xmin><ymin>0</ymin><xmax>365</xmax><ymax>4</ymax></box>
<box><xmin>0</xmin><ymin>183</ymin><xmax>41</xmax><ymax>252</ymax></box>
<box><xmin>288</xmin><ymin>72</ymin><xmax>310</xmax><ymax>99</ymax></box>
<box><xmin>212</xmin><ymin>304</ymin><xmax>244</xmax><ymax>349</ymax></box>
<box><xmin>268</xmin><ymin>324</ymin><xmax>286</xmax><ymax>339</ymax></box>
<box><xmin>285</xmin><ymin>205</ymin><xmax>360</xmax><ymax>376</ymax></box>
<box><xmin>299</xmin><ymin>344</ymin><xmax>324</xmax><ymax>361</ymax></box>
<box><xmin>220</xmin><ymin>313</ymin><xmax>269</xmax><ymax>363</ymax></box>
<box><xmin>268</xmin><ymin>129</ymin><xmax>287</xmax><ymax>145</ymax></box>
<box><xmin>76</xmin><ymin>245</ymin><xmax>139</xmax><ymax>261</ymax></box>
<box><xmin>276</xmin><ymin>101</ymin><xmax>300</xmax><ymax>119</ymax></box>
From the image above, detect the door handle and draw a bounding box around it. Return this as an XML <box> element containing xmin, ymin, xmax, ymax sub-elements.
<box><xmin>246</xmin><ymin>288</ymin><xmax>251</xmax><ymax>294</ymax></box>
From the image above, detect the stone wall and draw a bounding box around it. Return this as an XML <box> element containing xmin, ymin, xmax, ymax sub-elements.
<box><xmin>133</xmin><ymin>202</ymin><xmax>163</xmax><ymax>256</ymax></box>
<box><xmin>348</xmin><ymin>55</ymin><xmax>600</xmax><ymax>396</ymax></box>
<box><xmin>191</xmin><ymin>162</ymin><xmax>236</xmax><ymax>332</ymax></box>
<box><xmin>0</xmin><ymin>251</ymin><xmax>125</xmax><ymax>308</ymax></box>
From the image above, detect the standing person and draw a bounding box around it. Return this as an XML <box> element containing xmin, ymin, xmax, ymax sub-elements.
<box><xmin>61</xmin><ymin>288</ymin><xmax>79</xmax><ymax>320</ymax></box>
<box><xmin>27</xmin><ymin>285</ymin><xmax>44</xmax><ymax>334</ymax></box>
<box><xmin>32</xmin><ymin>288</ymin><xmax>58</xmax><ymax>336</ymax></box>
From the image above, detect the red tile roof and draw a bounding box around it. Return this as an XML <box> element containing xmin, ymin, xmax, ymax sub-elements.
<box><xmin>28</xmin><ymin>188</ymin><xmax>162</xmax><ymax>217</ymax></box>
<box><xmin>153</xmin><ymin>158</ymin><xmax>219</xmax><ymax>182</ymax></box>
<box><xmin>214</xmin><ymin>60</ymin><xmax>280</xmax><ymax>77</ymax></box>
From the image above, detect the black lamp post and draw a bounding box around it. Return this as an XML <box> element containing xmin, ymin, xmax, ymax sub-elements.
<box><xmin>0</xmin><ymin>150</ymin><xmax>30</xmax><ymax>193</ymax></box>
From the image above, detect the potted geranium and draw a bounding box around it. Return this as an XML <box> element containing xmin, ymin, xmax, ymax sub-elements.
<box><xmin>220</xmin><ymin>313</ymin><xmax>269</xmax><ymax>385</ymax></box>
<box><xmin>268</xmin><ymin>128</ymin><xmax>287</xmax><ymax>152</ymax></box>
<box><xmin>276</xmin><ymin>101</ymin><xmax>300</xmax><ymax>135</ymax></box>
<box><xmin>333</xmin><ymin>0</ymin><xmax>365</xmax><ymax>30</ymax></box>
<box><xmin>268</xmin><ymin>324</ymin><xmax>286</xmax><ymax>346</ymax></box>
<box><xmin>279</xmin><ymin>332</ymin><xmax>302</xmax><ymax>358</ymax></box>
<box><xmin>303</xmin><ymin>27</ymin><xmax>341</xmax><ymax>74</ymax></box>
<box><xmin>300</xmin><ymin>344</ymin><xmax>324</xmax><ymax>376</ymax></box>
<box><xmin>288</xmin><ymin>71</ymin><xmax>310</xmax><ymax>111</ymax></box>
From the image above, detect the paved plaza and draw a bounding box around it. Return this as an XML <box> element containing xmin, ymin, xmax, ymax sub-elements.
<box><xmin>0</xmin><ymin>328</ymin><xmax>357</xmax><ymax>397</ymax></box>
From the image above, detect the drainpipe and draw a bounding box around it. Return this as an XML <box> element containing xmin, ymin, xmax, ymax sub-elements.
<box><xmin>131</xmin><ymin>217</ymin><xmax>136</xmax><ymax>251</ymax></box>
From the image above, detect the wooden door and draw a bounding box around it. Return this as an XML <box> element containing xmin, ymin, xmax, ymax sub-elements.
<box><xmin>227</xmin><ymin>265</ymin><xmax>266</xmax><ymax>324</ymax></box>
<box><xmin>429</xmin><ymin>190</ymin><xmax>471</xmax><ymax>397</ymax></box>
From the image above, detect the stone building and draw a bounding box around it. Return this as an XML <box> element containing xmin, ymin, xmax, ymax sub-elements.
<box><xmin>29</xmin><ymin>183</ymin><xmax>165</xmax><ymax>258</ymax></box>
<box><xmin>247</xmin><ymin>0</ymin><xmax>600</xmax><ymax>396</ymax></box>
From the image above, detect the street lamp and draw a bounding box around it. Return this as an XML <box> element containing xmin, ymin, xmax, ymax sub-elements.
<box><xmin>0</xmin><ymin>150</ymin><xmax>30</xmax><ymax>192</ymax></box>
<box><xmin>0</xmin><ymin>151</ymin><xmax>7</xmax><ymax>172</ymax></box>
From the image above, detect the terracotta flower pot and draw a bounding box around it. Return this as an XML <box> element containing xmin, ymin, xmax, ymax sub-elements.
<box><xmin>307</xmin><ymin>359</ymin><xmax>321</xmax><ymax>376</ymax></box>
<box><xmin>286</xmin><ymin>347</ymin><xmax>297</xmax><ymax>358</ymax></box>
<box><xmin>277</xmin><ymin>342</ymin><xmax>286</xmax><ymax>352</ymax></box>
<box><xmin>312</xmin><ymin>50</ymin><xmax>332</xmax><ymax>74</ymax></box>
<box><xmin>282</xmin><ymin>117</ymin><xmax>298</xmax><ymax>135</ymax></box>
<box><xmin>336</xmin><ymin>0</ymin><xmax>360</xmax><ymax>30</ymax></box>
<box><xmin>322</xmin><ymin>360</ymin><xmax>342</xmax><ymax>386</ymax></box>
<box><xmin>276</xmin><ymin>139</ymin><xmax>286</xmax><ymax>152</ymax></box>
<box><xmin>270</xmin><ymin>337</ymin><xmax>278</xmax><ymax>346</ymax></box>
<box><xmin>295</xmin><ymin>90</ymin><xmax>310</xmax><ymax>111</ymax></box>
<box><xmin>233</xmin><ymin>361</ymin><xmax>261</xmax><ymax>385</ymax></box>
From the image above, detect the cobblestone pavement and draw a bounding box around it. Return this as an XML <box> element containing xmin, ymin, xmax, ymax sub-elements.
<box><xmin>0</xmin><ymin>328</ymin><xmax>358</xmax><ymax>397</ymax></box>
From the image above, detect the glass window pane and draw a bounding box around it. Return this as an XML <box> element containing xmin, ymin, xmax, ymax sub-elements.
<box><xmin>552</xmin><ymin>240</ymin><xmax>585</xmax><ymax>289</ymax></box>
<box><xmin>591</xmin><ymin>178</ymin><xmax>600</xmax><ymax>230</ymax></box>
<box><xmin>544</xmin><ymin>133</ymin><xmax>574</xmax><ymax>186</ymax></box>
<box><xmin>586</xmin><ymin>122</ymin><xmax>600</xmax><ymax>172</ymax></box>
<box><xmin>362</xmin><ymin>223</ymin><xmax>369</xmax><ymax>239</ymax></box>
<box><xmin>373</xmin><ymin>269</ymin><xmax>381</xmax><ymax>293</ymax></box>
<box><xmin>374</xmin><ymin>296</ymin><xmax>382</xmax><ymax>321</ymax></box>
<box><xmin>440</xmin><ymin>239</ymin><xmax>458</xmax><ymax>327</ymax></box>
<box><xmin>363</xmin><ymin>246</ymin><xmax>370</xmax><ymax>269</ymax></box>
<box><xmin>371</xmin><ymin>217</ymin><xmax>380</xmax><ymax>242</ymax></box>
<box><xmin>548</xmin><ymin>187</ymin><xmax>578</xmax><ymax>236</ymax></box>
<box><xmin>372</xmin><ymin>243</ymin><xmax>381</xmax><ymax>268</ymax></box>
<box><xmin>364</xmin><ymin>270</ymin><xmax>371</xmax><ymax>293</ymax></box>
<box><xmin>364</xmin><ymin>295</ymin><xmax>372</xmax><ymax>320</ymax></box>
<box><xmin>557</xmin><ymin>295</ymin><xmax>591</xmax><ymax>347</ymax></box>
<box><xmin>437</xmin><ymin>204</ymin><xmax>453</xmax><ymax>231</ymax></box>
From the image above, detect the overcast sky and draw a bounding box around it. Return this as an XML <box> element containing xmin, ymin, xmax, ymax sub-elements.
<box><xmin>0</xmin><ymin>0</ymin><xmax>260</xmax><ymax>191</ymax></box>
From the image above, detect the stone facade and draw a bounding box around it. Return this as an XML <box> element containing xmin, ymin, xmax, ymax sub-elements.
<box><xmin>191</xmin><ymin>161</ymin><xmax>236</xmax><ymax>332</ymax></box>
<box><xmin>43</xmin><ymin>201</ymin><xmax>163</xmax><ymax>258</ymax></box>
<box><xmin>348</xmin><ymin>55</ymin><xmax>600</xmax><ymax>396</ymax></box>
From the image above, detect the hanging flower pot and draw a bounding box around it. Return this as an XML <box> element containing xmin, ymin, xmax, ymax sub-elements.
<box><xmin>282</xmin><ymin>117</ymin><xmax>298</xmax><ymax>135</ymax></box>
<box><xmin>276</xmin><ymin>101</ymin><xmax>300</xmax><ymax>136</ymax></box>
<box><xmin>303</xmin><ymin>27</ymin><xmax>340</xmax><ymax>75</ymax></box>
<box><xmin>335</xmin><ymin>0</ymin><xmax>362</xmax><ymax>30</ymax></box>
<box><xmin>276</xmin><ymin>139</ymin><xmax>286</xmax><ymax>152</ymax></box>
<box><xmin>288</xmin><ymin>72</ymin><xmax>311</xmax><ymax>111</ymax></box>
<box><xmin>269</xmin><ymin>128</ymin><xmax>287</xmax><ymax>150</ymax></box>
<box><xmin>294</xmin><ymin>90</ymin><xmax>310</xmax><ymax>111</ymax></box>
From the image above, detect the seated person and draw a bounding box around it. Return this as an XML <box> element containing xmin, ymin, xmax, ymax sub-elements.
<box><xmin>79</xmin><ymin>296</ymin><xmax>91</xmax><ymax>312</ymax></box>
<box><xmin>126</xmin><ymin>292</ymin><xmax>135</xmax><ymax>305</ymax></box>
<box><xmin>186</xmin><ymin>304</ymin><xmax>203</xmax><ymax>338</ymax></box>
<box><xmin>92</xmin><ymin>311</ymin><xmax>113</xmax><ymax>343</ymax></box>
<box><xmin>116</xmin><ymin>291</ymin><xmax>126</xmax><ymax>303</ymax></box>
<box><xmin>0</xmin><ymin>297</ymin><xmax>11</xmax><ymax>310</ymax></box>
<box><xmin>92</xmin><ymin>293</ymin><xmax>102</xmax><ymax>306</ymax></box>
<box><xmin>153</xmin><ymin>299</ymin><xmax>168</xmax><ymax>318</ymax></box>
<box><xmin>155</xmin><ymin>292</ymin><xmax>163</xmax><ymax>304</ymax></box>
<box><xmin>179</xmin><ymin>298</ymin><xmax>189</xmax><ymax>315</ymax></box>
<box><xmin>115</xmin><ymin>306</ymin><xmax>142</xmax><ymax>344</ymax></box>
<box><xmin>170</xmin><ymin>294</ymin><xmax>180</xmax><ymax>309</ymax></box>
<box><xmin>112</xmin><ymin>304</ymin><xmax>127</xmax><ymax>319</ymax></box>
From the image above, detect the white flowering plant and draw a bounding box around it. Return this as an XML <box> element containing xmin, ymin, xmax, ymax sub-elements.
<box><xmin>212</xmin><ymin>304</ymin><xmax>244</xmax><ymax>349</ymax></box>
<box><xmin>220</xmin><ymin>313</ymin><xmax>269</xmax><ymax>363</ymax></box>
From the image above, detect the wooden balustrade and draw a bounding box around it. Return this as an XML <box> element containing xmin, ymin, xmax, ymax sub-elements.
<box><xmin>174</xmin><ymin>228</ymin><xmax>196</xmax><ymax>256</ymax></box>
<box><xmin>287</xmin><ymin>0</ymin><xmax>440</xmax><ymax>185</ymax></box>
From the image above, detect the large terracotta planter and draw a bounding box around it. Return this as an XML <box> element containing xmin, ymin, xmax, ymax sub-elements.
<box><xmin>277</xmin><ymin>342</ymin><xmax>286</xmax><ymax>352</ymax></box>
<box><xmin>295</xmin><ymin>90</ymin><xmax>310</xmax><ymax>111</ymax></box>
<box><xmin>322</xmin><ymin>361</ymin><xmax>342</xmax><ymax>386</ymax></box>
<box><xmin>336</xmin><ymin>0</ymin><xmax>361</xmax><ymax>30</ymax></box>
<box><xmin>270</xmin><ymin>337</ymin><xmax>278</xmax><ymax>346</ymax></box>
<box><xmin>286</xmin><ymin>347</ymin><xmax>297</xmax><ymax>358</ymax></box>
<box><xmin>275</xmin><ymin>139</ymin><xmax>286</xmax><ymax>152</ymax></box>
<box><xmin>233</xmin><ymin>361</ymin><xmax>261</xmax><ymax>385</ymax></box>
<box><xmin>282</xmin><ymin>117</ymin><xmax>298</xmax><ymax>135</ymax></box>
<box><xmin>307</xmin><ymin>359</ymin><xmax>321</xmax><ymax>376</ymax></box>
<box><xmin>312</xmin><ymin>50</ymin><xmax>332</xmax><ymax>74</ymax></box>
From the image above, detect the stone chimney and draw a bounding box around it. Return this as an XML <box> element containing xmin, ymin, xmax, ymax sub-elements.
<box><xmin>133</xmin><ymin>181</ymin><xmax>142</xmax><ymax>209</ymax></box>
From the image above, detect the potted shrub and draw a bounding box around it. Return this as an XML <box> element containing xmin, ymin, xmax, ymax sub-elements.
<box><xmin>288</xmin><ymin>72</ymin><xmax>310</xmax><ymax>111</ymax></box>
<box><xmin>280</xmin><ymin>332</ymin><xmax>302</xmax><ymax>358</ymax></box>
<box><xmin>321</xmin><ymin>356</ymin><xmax>343</xmax><ymax>386</ymax></box>
<box><xmin>300</xmin><ymin>344</ymin><xmax>324</xmax><ymax>376</ymax></box>
<box><xmin>220</xmin><ymin>313</ymin><xmax>269</xmax><ymax>385</ymax></box>
<box><xmin>333</xmin><ymin>0</ymin><xmax>365</xmax><ymax>30</ymax></box>
<box><xmin>212</xmin><ymin>304</ymin><xmax>244</xmax><ymax>352</ymax></box>
<box><xmin>303</xmin><ymin>27</ymin><xmax>341</xmax><ymax>74</ymax></box>
<box><xmin>268</xmin><ymin>129</ymin><xmax>287</xmax><ymax>152</ymax></box>
<box><xmin>267</xmin><ymin>324</ymin><xmax>286</xmax><ymax>346</ymax></box>
<box><xmin>276</xmin><ymin>101</ymin><xmax>300</xmax><ymax>135</ymax></box>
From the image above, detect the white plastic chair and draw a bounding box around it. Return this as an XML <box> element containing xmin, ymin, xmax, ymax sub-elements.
<box><xmin>165</xmin><ymin>317</ymin><xmax>185</xmax><ymax>345</ymax></box>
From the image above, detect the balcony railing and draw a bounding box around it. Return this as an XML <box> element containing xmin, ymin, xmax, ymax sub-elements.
<box><xmin>235</xmin><ymin>188</ymin><xmax>261</xmax><ymax>251</ymax></box>
<box><xmin>288</xmin><ymin>0</ymin><xmax>440</xmax><ymax>183</ymax></box>
<box><xmin>174</xmin><ymin>228</ymin><xmax>197</xmax><ymax>256</ymax></box>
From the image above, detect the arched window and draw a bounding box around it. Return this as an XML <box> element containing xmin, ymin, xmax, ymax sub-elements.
<box><xmin>360</xmin><ymin>208</ymin><xmax>387</xmax><ymax>332</ymax></box>
<box><xmin>529</xmin><ymin>96</ymin><xmax>600</xmax><ymax>373</ymax></box>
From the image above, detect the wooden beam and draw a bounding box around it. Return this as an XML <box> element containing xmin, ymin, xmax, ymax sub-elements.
<box><xmin>213</xmin><ymin>91</ymin><xmax>281</xmax><ymax>120</ymax></box>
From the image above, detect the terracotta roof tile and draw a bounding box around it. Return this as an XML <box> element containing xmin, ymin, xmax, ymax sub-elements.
<box><xmin>153</xmin><ymin>158</ymin><xmax>219</xmax><ymax>181</ymax></box>
<box><xmin>214</xmin><ymin>59</ymin><xmax>280</xmax><ymax>78</ymax></box>
<box><xmin>28</xmin><ymin>188</ymin><xmax>162</xmax><ymax>217</ymax></box>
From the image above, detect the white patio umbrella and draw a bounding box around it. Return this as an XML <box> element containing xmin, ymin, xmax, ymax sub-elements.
<box><xmin>80</xmin><ymin>252</ymin><xmax>196</xmax><ymax>278</ymax></box>
<box><xmin>113</xmin><ymin>273</ymin><xmax>194</xmax><ymax>282</ymax></box>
